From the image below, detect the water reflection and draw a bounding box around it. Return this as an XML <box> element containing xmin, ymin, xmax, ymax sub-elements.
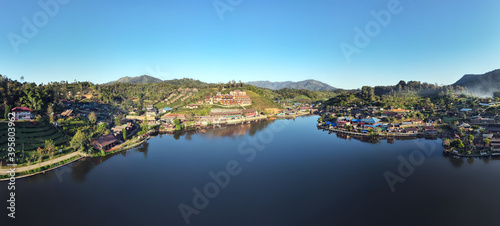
<box><xmin>443</xmin><ymin>154</ymin><xmax>500</xmax><ymax>168</ymax></box>
<box><xmin>62</xmin><ymin>120</ymin><xmax>276</xmax><ymax>182</ymax></box>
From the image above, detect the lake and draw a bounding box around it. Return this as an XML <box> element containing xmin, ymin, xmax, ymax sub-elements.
<box><xmin>2</xmin><ymin>116</ymin><xmax>500</xmax><ymax>226</ymax></box>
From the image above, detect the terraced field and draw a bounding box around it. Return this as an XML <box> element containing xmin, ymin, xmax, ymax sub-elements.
<box><xmin>0</xmin><ymin>121</ymin><xmax>69</xmax><ymax>157</ymax></box>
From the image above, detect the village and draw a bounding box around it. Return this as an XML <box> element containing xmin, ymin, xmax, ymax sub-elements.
<box><xmin>317</xmin><ymin>101</ymin><xmax>500</xmax><ymax>157</ymax></box>
<box><xmin>5</xmin><ymin>89</ymin><xmax>315</xmax><ymax>163</ymax></box>
<box><xmin>3</xmin><ymin>81</ymin><xmax>500</xmax><ymax>180</ymax></box>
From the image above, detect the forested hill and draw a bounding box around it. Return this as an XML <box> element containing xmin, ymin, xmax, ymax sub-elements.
<box><xmin>453</xmin><ymin>69</ymin><xmax>500</xmax><ymax>97</ymax></box>
<box><xmin>246</xmin><ymin>79</ymin><xmax>336</xmax><ymax>91</ymax></box>
<box><xmin>106</xmin><ymin>75</ymin><xmax>208</xmax><ymax>87</ymax></box>
<box><xmin>106</xmin><ymin>75</ymin><xmax>162</xmax><ymax>84</ymax></box>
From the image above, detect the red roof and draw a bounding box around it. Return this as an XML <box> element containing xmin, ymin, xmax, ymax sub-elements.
<box><xmin>12</xmin><ymin>107</ymin><xmax>32</xmax><ymax>112</ymax></box>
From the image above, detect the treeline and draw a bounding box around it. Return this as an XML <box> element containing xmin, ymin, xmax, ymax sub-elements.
<box><xmin>373</xmin><ymin>80</ymin><xmax>466</xmax><ymax>96</ymax></box>
<box><xmin>0</xmin><ymin>75</ymin><xmax>58</xmax><ymax>117</ymax></box>
<box><xmin>163</xmin><ymin>78</ymin><xmax>209</xmax><ymax>88</ymax></box>
<box><xmin>274</xmin><ymin>88</ymin><xmax>321</xmax><ymax>100</ymax></box>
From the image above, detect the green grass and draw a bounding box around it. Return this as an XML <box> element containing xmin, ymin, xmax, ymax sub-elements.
<box><xmin>246</xmin><ymin>90</ymin><xmax>282</xmax><ymax>112</ymax></box>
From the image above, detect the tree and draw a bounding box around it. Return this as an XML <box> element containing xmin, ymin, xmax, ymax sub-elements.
<box><xmin>484</xmin><ymin>138</ymin><xmax>491</xmax><ymax>146</ymax></box>
<box><xmin>467</xmin><ymin>135</ymin><xmax>474</xmax><ymax>144</ymax></box>
<box><xmin>450</xmin><ymin>139</ymin><xmax>465</xmax><ymax>149</ymax></box>
<box><xmin>493</xmin><ymin>91</ymin><xmax>500</xmax><ymax>99</ymax></box>
<box><xmin>89</xmin><ymin>111</ymin><xmax>97</xmax><ymax>125</ymax></box>
<box><xmin>4</xmin><ymin>105</ymin><xmax>10</xmax><ymax>119</ymax></box>
<box><xmin>44</xmin><ymin>139</ymin><xmax>55</xmax><ymax>153</ymax></box>
<box><xmin>114</xmin><ymin>114</ymin><xmax>123</xmax><ymax>126</ymax></box>
<box><xmin>122</xmin><ymin>128</ymin><xmax>127</xmax><ymax>140</ymax></box>
<box><xmin>173</xmin><ymin>118</ymin><xmax>183</xmax><ymax>131</ymax></box>
<box><xmin>70</xmin><ymin>130</ymin><xmax>87</xmax><ymax>151</ymax></box>
<box><xmin>47</xmin><ymin>105</ymin><xmax>55</xmax><ymax>124</ymax></box>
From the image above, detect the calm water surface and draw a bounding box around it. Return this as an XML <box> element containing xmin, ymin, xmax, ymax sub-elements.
<box><xmin>2</xmin><ymin>116</ymin><xmax>500</xmax><ymax>226</ymax></box>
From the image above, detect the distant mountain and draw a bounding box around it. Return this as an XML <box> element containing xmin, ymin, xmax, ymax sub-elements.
<box><xmin>246</xmin><ymin>79</ymin><xmax>336</xmax><ymax>91</ymax></box>
<box><xmin>453</xmin><ymin>69</ymin><xmax>500</xmax><ymax>97</ymax></box>
<box><xmin>106</xmin><ymin>75</ymin><xmax>163</xmax><ymax>84</ymax></box>
<box><xmin>163</xmin><ymin>78</ymin><xmax>207</xmax><ymax>87</ymax></box>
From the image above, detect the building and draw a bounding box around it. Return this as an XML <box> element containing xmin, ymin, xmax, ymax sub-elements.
<box><xmin>11</xmin><ymin>107</ymin><xmax>34</xmax><ymax>120</ymax></box>
<box><xmin>204</xmin><ymin>96</ymin><xmax>213</xmax><ymax>104</ymax></box>
<box><xmin>111</xmin><ymin>122</ymin><xmax>134</xmax><ymax>140</ymax></box>
<box><xmin>403</xmin><ymin>128</ymin><xmax>418</xmax><ymax>134</ymax></box>
<box><xmin>186</xmin><ymin>104</ymin><xmax>199</xmax><ymax>109</ymax></box>
<box><xmin>230</xmin><ymin>90</ymin><xmax>246</xmax><ymax>96</ymax></box>
<box><xmin>61</xmin><ymin>109</ymin><xmax>74</xmax><ymax>118</ymax></box>
<box><xmin>423</xmin><ymin>126</ymin><xmax>438</xmax><ymax>135</ymax></box>
<box><xmin>299</xmin><ymin>106</ymin><xmax>311</xmax><ymax>112</ymax></box>
<box><xmin>491</xmin><ymin>139</ymin><xmax>500</xmax><ymax>151</ymax></box>
<box><xmin>361</xmin><ymin>117</ymin><xmax>381</xmax><ymax>125</ymax></box>
<box><xmin>486</xmin><ymin>124</ymin><xmax>500</xmax><ymax>134</ymax></box>
<box><xmin>161</xmin><ymin>107</ymin><xmax>172</xmax><ymax>113</ymax></box>
<box><xmin>234</xmin><ymin>95</ymin><xmax>252</xmax><ymax>105</ymax></box>
<box><xmin>220</xmin><ymin>99</ymin><xmax>239</xmax><ymax>106</ymax></box>
<box><xmin>242</xmin><ymin>109</ymin><xmax>257</xmax><ymax>117</ymax></box>
<box><xmin>161</xmin><ymin>114</ymin><xmax>186</xmax><ymax>123</ymax></box>
<box><xmin>93</xmin><ymin>134</ymin><xmax>118</xmax><ymax>151</ymax></box>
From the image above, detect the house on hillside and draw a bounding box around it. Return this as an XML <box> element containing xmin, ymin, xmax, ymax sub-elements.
<box><xmin>61</xmin><ymin>109</ymin><xmax>75</xmax><ymax>118</ymax></box>
<box><xmin>423</xmin><ymin>126</ymin><xmax>438</xmax><ymax>135</ymax></box>
<box><xmin>161</xmin><ymin>114</ymin><xmax>186</xmax><ymax>123</ymax></box>
<box><xmin>186</xmin><ymin>104</ymin><xmax>199</xmax><ymax>109</ymax></box>
<box><xmin>11</xmin><ymin>107</ymin><xmax>34</xmax><ymax>120</ymax></box>
<box><xmin>93</xmin><ymin>134</ymin><xmax>118</xmax><ymax>151</ymax></box>
<box><xmin>230</xmin><ymin>90</ymin><xmax>246</xmax><ymax>96</ymax></box>
<box><xmin>111</xmin><ymin>122</ymin><xmax>134</xmax><ymax>140</ymax></box>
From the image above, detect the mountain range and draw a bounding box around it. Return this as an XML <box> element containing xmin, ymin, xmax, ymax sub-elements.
<box><xmin>104</xmin><ymin>69</ymin><xmax>500</xmax><ymax>96</ymax></box>
<box><xmin>246</xmin><ymin>79</ymin><xmax>336</xmax><ymax>91</ymax></box>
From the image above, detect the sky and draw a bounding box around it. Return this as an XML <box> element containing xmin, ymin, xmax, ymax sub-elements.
<box><xmin>1</xmin><ymin>0</ymin><xmax>499</xmax><ymax>89</ymax></box>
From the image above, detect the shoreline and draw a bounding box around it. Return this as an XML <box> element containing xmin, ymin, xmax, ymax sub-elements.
<box><xmin>0</xmin><ymin>155</ymin><xmax>82</xmax><ymax>181</ymax></box>
<box><xmin>0</xmin><ymin>113</ymin><xmax>310</xmax><ymax>180</ymax></box>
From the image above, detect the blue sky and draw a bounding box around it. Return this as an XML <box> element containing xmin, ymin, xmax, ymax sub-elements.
<box><xmin>1</xmin><ymin>0</ymin><xmax>499</xmax><ymax>89</ymax></box>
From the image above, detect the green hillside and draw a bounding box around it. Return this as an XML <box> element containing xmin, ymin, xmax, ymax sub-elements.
<box><xmin>0</xmin><ymin>121</ymin><xmax>69</xmax><ymax>158</ymax></box>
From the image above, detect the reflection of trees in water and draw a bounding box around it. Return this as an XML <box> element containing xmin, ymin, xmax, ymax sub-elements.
<box><xmin>203</xmin><ymin>120</ymin><xmax>274</xmax><ymax>138</ymax></box>
<box><xmin>69</xmin><ymin>142</ymin><xmax>151</xmax><ymax>182</ymax></box>
<box><xmin>444</xmin><ymin>155</ymin><xmax>500</xmax><ymax>168</ymax></box>
<box><xmin>173</xmin><ymin>131</ymin><xmax>181</xmax><ymax>140</ymax></box>
<box><xmin>444</xmin><ymin>154</ymin><xmax>465</xmax><ymax>168</ymax></box>
<box><xmin>161</xmin><ymin>119</ymin><xmax>278</xmax><ymax>139</ymax></box>
<box><xmin>70</xmin><ymin>159</ymin><xmax>96</xmax><ymax>183</ymax></box>
<box><xmin>135</xmin><ymin>142</ymin><xmax>149</xmax><ymax>158</ymax></box>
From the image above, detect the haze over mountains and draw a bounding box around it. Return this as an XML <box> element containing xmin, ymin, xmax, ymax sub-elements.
<box><xmin>453</xmin><ymin>69</ymin><xmax>500</xmax><ymax>97</ymax></box>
